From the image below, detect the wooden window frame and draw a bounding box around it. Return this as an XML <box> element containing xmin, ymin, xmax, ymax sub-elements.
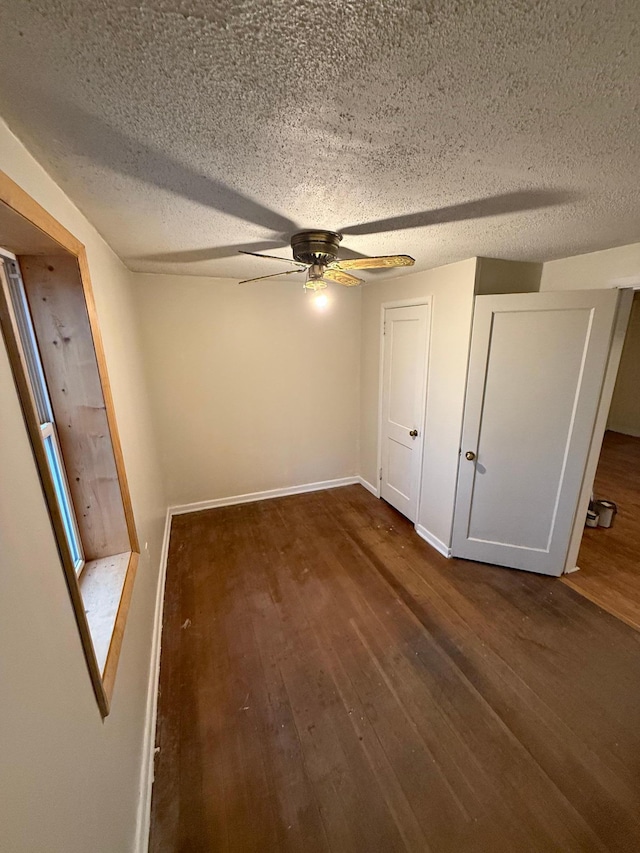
<box><xmin>3</xmin><ymin>254</ymin><xmax>86</xmax><ymax>573</ymax></box>
<box><xmin>0</xmin><ymin>170</ymin><xmax>139</xmax><ymax>716</ymax></box>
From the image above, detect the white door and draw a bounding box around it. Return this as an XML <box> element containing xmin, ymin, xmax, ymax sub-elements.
<box><xmin>380</xmin><ymin>303</ymin><xmax>431</xmax><ymax>522</ymax></box>
<box><xmin>451</xmin><ymin>289</ymin><xmax>619</xmax><ymax>576</ymax></box>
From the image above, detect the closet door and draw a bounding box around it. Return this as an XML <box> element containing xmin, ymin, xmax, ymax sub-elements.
<box><xmin>380</xmin><ymin>303</ymin><xmax>431</xmax><ymax>522</ymax></box>
<box><xmin>452</xmin><ymin>289</ymin><xmax>618</xmax><ymax>576</ymax></box>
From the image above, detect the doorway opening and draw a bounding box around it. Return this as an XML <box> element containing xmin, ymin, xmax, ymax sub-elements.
<box><xmin>562</xmin><ymin>291</ymin><xmax>640</xmax><ymax>630</ymax></box>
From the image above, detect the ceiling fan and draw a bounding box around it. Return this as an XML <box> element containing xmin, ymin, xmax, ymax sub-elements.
<box><xmin>25</xmin><ymin>91</ymin><xmax>578</xmax><ymax>276</ymax></box>
<box><xmin>239</xmin><ymin>230</ymin><xmax>415</xmax><ymax>290</ymax></box>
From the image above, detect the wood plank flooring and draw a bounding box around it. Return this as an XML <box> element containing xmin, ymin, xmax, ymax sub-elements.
<box><xmin>150</xmin><ymin>484</ymin><xmax>640</xmax><ymax>853</ymax></box>
<box><xmin>563</xmin><ymin>431</ymin><xmax>640</xmax><ymax>631</ymax></box>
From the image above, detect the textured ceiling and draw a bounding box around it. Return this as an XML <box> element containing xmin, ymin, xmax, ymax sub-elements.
<box><xmin>1</xmin><ymin>1</ymin><xmax>639</xmax><ymax>280</ymax></box>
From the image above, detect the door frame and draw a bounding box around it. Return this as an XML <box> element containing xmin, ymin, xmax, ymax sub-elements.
<box><xmin>376</xmin><ymin>296</ymin><xmax>433</xmax><ymax>526</ymax></box>
<box><xmin>565</xmin><ymin>286</ymin><xmax>636</xmax><ymax>572</ymax></box>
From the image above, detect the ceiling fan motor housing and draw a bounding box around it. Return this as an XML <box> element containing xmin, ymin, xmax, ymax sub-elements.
<box><xmin>291</xmin><ymin>230</ymin><xmax>342</xmax><ymax>265</ymax></box>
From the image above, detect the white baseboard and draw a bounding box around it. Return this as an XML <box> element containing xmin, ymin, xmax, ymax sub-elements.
<box><xmin>168</xmin><ymin>476</ymin><xmax>360</xmax><ymax>516</ymax></box>
<box><xmin>134</xmin><ymin>508</ymin><xmax>172</xmax><ymax>853</ymax></box>
<box><xmin>415</xmin><ymin>523</ymin><xmax>451</xmax><ymax>558</ymax></box>
<box><xmin>357</xmin><ymin>476</ymin><xmax>380</xmax><ymax>497</ymax></box>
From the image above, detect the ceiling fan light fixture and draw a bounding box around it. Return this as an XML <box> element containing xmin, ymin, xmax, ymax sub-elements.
<box><xmin>304</xmin><ymin>263</ymin><xmax>331</xmax><ymax>291</ymax></box>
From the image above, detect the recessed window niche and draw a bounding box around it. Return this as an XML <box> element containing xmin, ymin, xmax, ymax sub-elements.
<box><xmin>0</xmin><ymin>170</ymin><xmax>139</xmax><ymax>716</ymax></box>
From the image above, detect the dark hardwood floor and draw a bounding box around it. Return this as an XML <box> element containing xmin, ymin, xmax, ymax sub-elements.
<box><xmin>563</xmin><ymin>431</ymin><xmax>640</xmax><ymax>632</ymax></box>
<box><xmin>150</xmin><ymin>484</ymin><xmax>640</xmax><ymax>853</ymax></box>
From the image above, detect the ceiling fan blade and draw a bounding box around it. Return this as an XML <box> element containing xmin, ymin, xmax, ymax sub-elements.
<box><xmin>132</xmin><ymin>241</ymin><xmax>288</xmax><ymax>264</ymax></box>
<box><xmin>240</xmin><ymin>268</ymin><xmax>305</xmax><ymax>284</ymax></box>
<box><xmin>340</xmin><ymin>190</ymin><xmax>579</xmax><ymax>236</ymax></box>
<box><xmin>323</xmin><ymin>269</ymin><xmax>363</xmax><ymax>287</ymax></box>
<box><xmin>239</xmin><ymin>250</ymin><xmax>307</xmax><ymax>267</ymax></box>
<box><xmin>331</xmin><ymin>255</ymin><xmax>415</xmax><ymax>271</ymax></box>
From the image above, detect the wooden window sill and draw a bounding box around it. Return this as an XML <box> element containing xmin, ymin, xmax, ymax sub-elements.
<box><xmin>79</xmin><ymin>550</ymin><xmax>139</xmax><ymax>707</ymax></box>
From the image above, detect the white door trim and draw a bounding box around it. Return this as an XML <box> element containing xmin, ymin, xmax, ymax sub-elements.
<box><xmin>377</xmin><ymin>296</ymin><xmax>433</xmax><ymax>525</ymax></box>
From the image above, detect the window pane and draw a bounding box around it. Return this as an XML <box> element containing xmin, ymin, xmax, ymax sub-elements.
<box><xmin>2</xmin><ymin>256</ymin><xmax>52</xmax><ymax>424</ymax></box>
<box><xmin>41</xmin><ymin>425</ymin><xmax>84</xmax><ymax>572</ymax></box>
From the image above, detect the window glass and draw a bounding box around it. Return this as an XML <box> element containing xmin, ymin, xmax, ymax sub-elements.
<box><xmin>2</xmin><ymin>254</ymin><xmax>84</xmax><ymax>573</ymax></box>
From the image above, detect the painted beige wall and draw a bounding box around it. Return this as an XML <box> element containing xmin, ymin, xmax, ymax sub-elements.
<box><xmin>475</xmin><ymin>257</ymin><xmax>542</xmax><ymax>294</ymax></box>
<box><xmin>133</xmin><ymin>275</ymin><xmax>361</xmax><ymax>506</ymax></box>
<box><xmin>608</xmin><ymin>293</ymin><xmax>640</xmax><ymax>436</ymax></box>
<box><xmin>540</xmin><ymin>242</ymin><xmax>640</xmax><ymax>290</ymax></box>
<box><xmin>541</xmin><ymin>243</ymin><xmax>640</xmax><ymax>436</ymax></box>
<box><xmin>360</xmin><ymin>259</ymin><xmax>477</xmax><ymax>548</ymax></box>
<box><xmin>0</xmin><ymin>120</ymin><xmax>165</xmax><ymax>852</ymax></box>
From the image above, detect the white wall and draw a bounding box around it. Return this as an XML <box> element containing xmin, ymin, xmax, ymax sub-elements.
<box><xmin>360</xmin><ymin>259</ymin><xmax>477</xmax><ymax>548</ymax></box>
<box><xmin>133</xmin><ymin>275</ymin><xmax>361</xmax><ymax>507</ymax></box>
<box><xmin>0</xmin><ymin>120</ymin><xmax>165</xmax><ymax>852</ymax></box>
<box><xmin>608</xmin><ymin>293</ymin><xmax>640</xmax><ymax>436</ymax></box>
<box><xmin>541</xmin><ymin>242</ymin><xmax>640</xmax><ymax>291</ymax></box>
<box><xmin>541</xmin><ymin>244</ymin><xmax>640</xmax><ymax>436</ymax></box>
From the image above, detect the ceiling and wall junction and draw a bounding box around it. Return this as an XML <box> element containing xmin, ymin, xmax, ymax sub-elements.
<box><xmin>0</xmin><ymin>1</ymin><xmax>638</xmax><ymax>280</ymax></box>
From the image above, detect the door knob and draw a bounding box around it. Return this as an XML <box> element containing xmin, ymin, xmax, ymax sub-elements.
<box><xmin>409</xmin><ymin>429</ymin><xmax>418</xmax><ymax>438</ymax></box>
<box><xmin>465</xmin><ymin>451</ymin><xmax>476</xmax><ymax>461</ymax></box>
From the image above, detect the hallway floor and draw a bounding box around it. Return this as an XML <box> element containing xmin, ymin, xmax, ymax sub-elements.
<box><xmin>150</xmin><ymin>483</ymin><xmax>640</xmax><ymax>852</ymax></box>
<box><xmin>562</xmin><ymin>430</ymin><xmax>640</xmax><ymax>632</ymax></box>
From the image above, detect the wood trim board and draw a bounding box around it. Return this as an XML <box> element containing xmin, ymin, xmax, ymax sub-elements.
<box><xmin>76</xmin><ymin>248</ymin><xmax>139</xmax><ymax>553</ymax></box>
<box><xmin>0</xmin><ymin>172</ymin><xmax>83</xmax><ymax>256</ymax></box>
<box><xmin>21</xmin><ymin>254</ymin><xmax>130</xmax><ymax>558</ymax></box>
